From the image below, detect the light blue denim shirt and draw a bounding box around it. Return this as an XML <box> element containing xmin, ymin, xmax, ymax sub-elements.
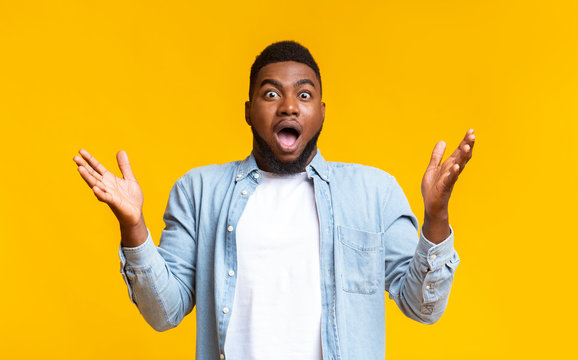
<box><xmin>119</xmin><ymin>151</ymin><xmax>459</xmax><ymax>360</ymax></box>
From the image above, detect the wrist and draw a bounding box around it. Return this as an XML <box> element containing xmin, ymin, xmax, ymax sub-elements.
<box><xmin>422</xmin><ymin>211</ymin><xmax>450</xmax><ymax>244</ymax></box>
<box><xmin>120</xmin><ymin>215</ymin><xmax>147</xmax><ymax>247</ymax></box>
<box><xmin>424</xmin><ymin>209</ymin><xmax>449</xmax><ymax>223</ymax></box>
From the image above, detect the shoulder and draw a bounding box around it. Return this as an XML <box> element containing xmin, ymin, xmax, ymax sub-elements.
<box><xmin>327</xmin><ymin>161</ymin><xmax>397</xmax><ymax>187</ymax></box>
<box><xmin>174</xmin><ymin>160</ymin><xmax>242</xmax><ymax>190</ymax></box>
<box><xmin>327</xmin><ymin>160</ymin><xmax>408</xmax><ymax>206</ymax></box>
<box><xmin>325</xmin><ymin>160</ymin><xmax>415</xmax><ymax>230</ymax></box>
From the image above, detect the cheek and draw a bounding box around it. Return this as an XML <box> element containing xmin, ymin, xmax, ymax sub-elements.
<box><xmin>302</xmin><ymin>106</ymin><xmax>323</xmax><ymax>126</ymax></box>
<box><xmin>251</xmin><ymin>103</ymin><xmax>276</xmax><ymax>124</ymax></box>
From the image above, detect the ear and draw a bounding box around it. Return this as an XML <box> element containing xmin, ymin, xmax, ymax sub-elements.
<box><xmin>321</xmin><ymin>101</ymin><xmax>326</xmax><ymax>124</ymax></box>
<box><xmin>245</xmin><ymin>101</ymin><xmax>251</xmax><ymax>126</ymax></box>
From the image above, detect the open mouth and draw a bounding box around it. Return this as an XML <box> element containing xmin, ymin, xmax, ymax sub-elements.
<box><xmin>277</xmin><ymin>127</ymin><xmax>300</xmax><ymax>148</ymax></box>
<box><xmin>275</xmin><ymin>122</ymin><xmax>302</xmax><ymax>152</ymax></box>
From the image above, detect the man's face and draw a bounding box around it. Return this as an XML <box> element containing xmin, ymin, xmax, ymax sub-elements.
<box><xmin>246</xmin><ymin>61</ymin><xmax>325</xmax><ymax>173</ymax></box>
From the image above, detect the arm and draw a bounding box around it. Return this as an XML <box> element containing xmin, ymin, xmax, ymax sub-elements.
<box><xmin>383</xmin><ymin>180</ymin><xmax>459</xmax><ymax>324</ymax></box>
<box><xmin>385</xmin><ymin>129</ymin><xmax>475</xmax><ymax>324</ymax></box>
<box><xmin>119</xmin><ymin>180</ymin><xmax>197</xmax><ymax>331</ymax></box>
<box><xmin>73</xmin><ymin>150</ymin><xmax>195</xmax><ymax>331</ymax></box>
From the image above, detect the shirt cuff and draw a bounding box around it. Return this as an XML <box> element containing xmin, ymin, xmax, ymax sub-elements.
<box><xmin>118</xmin><ymin>228</ymin><xmax>157</xmax><ymax>269</ymax></box>
<box><xmin>415</xmin><ymin>225</ymin><xmax>457</xmax><ymax>271</ymax></box>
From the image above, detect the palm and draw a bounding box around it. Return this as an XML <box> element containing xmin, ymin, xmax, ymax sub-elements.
<box><xmin>73</xmin><ymin>149</ymin><xmax>143</xmax><ymax>227</ymax></box>
<box><xmin>100</xmin><ymin>170</ymin><xmax>143</xmax><ymax>223</ymax></box>
<box><xmin>421</xmin><ymin>158</ymin><xmax>455</xmax><ymax>215</ymax></box>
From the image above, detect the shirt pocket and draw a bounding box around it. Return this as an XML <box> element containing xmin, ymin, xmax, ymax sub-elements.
<box><xmin>338</xmin><ymin>225</ymin><xmax>383</xmax><ymax>295</ymax></box>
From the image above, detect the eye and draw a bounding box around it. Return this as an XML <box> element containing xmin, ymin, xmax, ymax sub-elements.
<box><xmin>298</xmin><ymin>92</ymin><xmax>311</xmax><ymax>100</ymax></box>
<box><xmin>265</xmin><ymin>90</ymin><xmax>279</xmax><ymax>99</ymax></box>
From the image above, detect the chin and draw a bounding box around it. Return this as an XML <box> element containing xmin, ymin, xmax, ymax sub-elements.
<box><xmin>274</xmin><ymin>152</ymin><xmax>301</xmax><ymax>163</ymax></box>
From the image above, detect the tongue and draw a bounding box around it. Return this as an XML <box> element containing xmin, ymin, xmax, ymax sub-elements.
<box><xmin>278</xmin><ymin>130</ymin><xmax>298</xmax><ymax>148</ymax></box>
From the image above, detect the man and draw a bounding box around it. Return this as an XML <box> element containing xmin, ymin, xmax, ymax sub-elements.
<box><xmin>73</xmin><ymin>41</ymin><xmax>475</xmax><ymax>359</ymax></box>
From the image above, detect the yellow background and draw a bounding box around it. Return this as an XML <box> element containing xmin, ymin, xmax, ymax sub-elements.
<box><xmin>1</xmin><ymin>0</ymin><xmax>576</xmax><ymax>358</ymax></box>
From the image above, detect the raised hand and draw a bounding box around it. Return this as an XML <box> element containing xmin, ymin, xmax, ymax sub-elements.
<box><xmin>420</xmin><ymin>129</ymin><xmax>475</xmax><ymax>243</ymax></box>
<box><xmin>73</xmin><ymin>149</ymin><xmax>147</xmax><ymax>246</ymax></box>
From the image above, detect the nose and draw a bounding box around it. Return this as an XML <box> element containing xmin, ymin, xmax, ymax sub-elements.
<box><xmin>277</xmin><ymin>95</ymin><xmax>300</xmax><ymax>117</ymax></box>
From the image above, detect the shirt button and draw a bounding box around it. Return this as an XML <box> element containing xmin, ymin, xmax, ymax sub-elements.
<box><xmin>228</xmin><ymin>270</ymin><xmax>235</xmax><ymax>276</ymax></box>
<box><xmin>425</xmin><ymin>285</ymin><xmax>431</xmax><ymax>290</ymax></box>
<box><xmin>253</xmin><ymin>173</ymin><xmax>260</xmax><ymax>179</ymax></box>
<box><xmin>430</xmin><ymin>254</ymin><xmax>437</xmax><ymax>260</ymax></box>
<box><xmin>227</xmin><ymin>226</ymin><xmax>234</xmax><ymax>232</ymax></box>
<box><xmin>220</xmin><ymin>354</ymin><xmax>225</xmax><ymax>360</ymax></box>
<box><xmin>236</xmin><ymin>174</ymin><xmax>242</xmax><ymax>179</ymax></box>
<box><xmin>222</xmin><ymin>307</ymin><xmax>229</xmax><ymax>314</ymax></box>
<box><xmin>241</xmin><ymin>190</ymin><xmax>247</xmax><ymax>195</ymax></box>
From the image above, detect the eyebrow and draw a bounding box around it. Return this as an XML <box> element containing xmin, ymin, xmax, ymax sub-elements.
<box><xmin>294</xmin><ymin>79</ymin><xmax>315</xmax><ymax>88</ymax></box>
<box><xmin>260</xmin><ymin>79</ymin><xmax>283</xmax><ymax>89</ymax></box>
<box><xmin>259</xmin><ymin>78</ymin><xmax>316</xmax><ymax>89</ymax></box>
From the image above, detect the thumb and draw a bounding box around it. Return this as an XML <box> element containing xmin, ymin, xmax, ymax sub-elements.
<box><xmin>428</xmin><ymin>141</ymin><xmax>446</xmax><ymax>169</ymax></box>
<box><xmin>117</xmin><ymin>150</ymin><xmax>136</xmax><ymax>181</ymax></box>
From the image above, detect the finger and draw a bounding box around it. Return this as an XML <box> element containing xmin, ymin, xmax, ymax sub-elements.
<box><xmin>72</xmin><ymin>155</ymin><xmax>87</xmax><ymax>167</ymax></box>
<box><xmin>462</xmin><ymin>129</ymin><xmax>475</xmax><ymax>153</ymax></box>
<box><xmin>73</xmin><ymin>155</ymin><xmax>93</xmax><ymax>173</ymax></box>
<box><xmin>446</xmin><ymin>129</ymin><xmax>475</xmax><ymax>168</ymax></box>
<box><xmin>77</xmin><ymin>166</ymin><xmax>109</xmax><ymax>193</ymax></box>
<box><xmin>74</xmin><ymin>155</ymin><xmax>103</xmax><ymax>182</ymax></box>
<box><xmin>92</xmin><ymin>185</ymin><xmax>113</xmax><ymax>203</ymax></box>
<box><xmin>117</xmin><ymin>150</ymin><xmax>136</xmax><ymax>181</ymax></box>
<box><xmin>465</xmin><ymin>129</ymin><xmax>475</xmax><ymax>161</ymax></box>
<box><xmin>457</xmin><ymin>129</ymin><xmax>476</xmax><ymax>170</ymax></box>
<box><xmin>77</xmin><ymin>165</ymin><xmax>99</xmax><ymax>189</ymax></box>
<box><xmin>428</xmin><ymin>141</ymin><xmax>446</xmax><ymax>169</ymax></box>
<box><xmin>456</xmin><ymin>143</ymin><xmax>471</xmax><ymax>173</ymax></box>
<box><xmin>78</xmin><ymin>149</ymin><xmax>109</xmax><ymax>176</ymax></box>
<box><xmin>442</xmin><ymin>163</ymin><xmax>460</xmax><ymax>189</ymax></box>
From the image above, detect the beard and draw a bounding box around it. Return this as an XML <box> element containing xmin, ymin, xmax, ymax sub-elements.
<box><xmin>251</xmin><ymin>125</ymin><xmax>322</xmax><ymax>175</ymax></box>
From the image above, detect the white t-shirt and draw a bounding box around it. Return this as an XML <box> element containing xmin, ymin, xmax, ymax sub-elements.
<box><xmin>223</xmin><ymin>171</ymin><xmax>322</xmax><ymax>360</ymax></box>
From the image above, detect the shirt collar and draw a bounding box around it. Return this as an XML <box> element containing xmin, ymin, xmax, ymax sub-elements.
<box><xmin>235</xmin><ymin>153</ymin><xmax>260</xmax><ymax>183</ymax></box>
<box><xmin>306</xmin><ymin>150</ymin><xmax>330</xmax><ymax>183</ymax></box>
<box><xmin>236</xmin><ymin>150</ymin><xmax>330</xmax><ymax>183</ymax></box>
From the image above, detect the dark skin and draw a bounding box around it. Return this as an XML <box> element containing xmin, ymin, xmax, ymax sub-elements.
<box><xmin>245</xmin><ymin>61</ymin><xmax>325</xmax><ymax>170</ymax></box>
<box><xmin>421</xmin><ymin>129</ymin><xmax>475</xmax><ymax>243</ymax></box>
<box><xmin>73</xmin><ymin>60</ymin><xmax>475</xmax><ymax>246</ymax></box>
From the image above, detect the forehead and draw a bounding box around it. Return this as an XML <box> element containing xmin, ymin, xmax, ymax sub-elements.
<box><xmin>256</xmin><ymin>61</ymin><xmax>319</xmax><ymax>86</ymax></box>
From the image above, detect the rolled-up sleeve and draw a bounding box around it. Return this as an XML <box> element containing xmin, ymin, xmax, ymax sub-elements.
<box><xmin>383</xmin><ymin>177</ymin><xmax>459</xmax><ymax>324</ymax></box>
<box><xmin>119</xmin><ymin>229</ymin><xmax>159</xmax><ymax>305</ymax></box>
<box><xmin>118</xmin><ymin>179</ymin><xmax>197</xmax><ymax>332</ymax></box>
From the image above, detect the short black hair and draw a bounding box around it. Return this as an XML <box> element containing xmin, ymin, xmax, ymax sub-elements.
<box><xmin>249</xmin><ymin>41</ymin><xmax>321</xmax><ymax>100</ymax></box>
